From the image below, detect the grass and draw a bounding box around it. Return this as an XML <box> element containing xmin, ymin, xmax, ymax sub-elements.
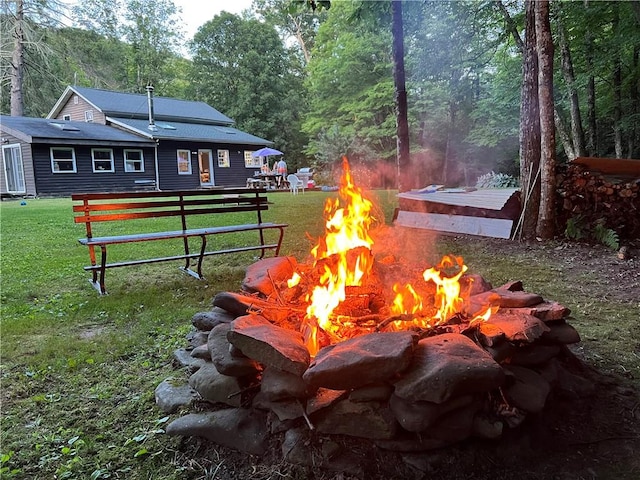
<box><xmin>1</xmin><ymin>191</ymin><xmax>637</xmax><ymax>480</ymax></box>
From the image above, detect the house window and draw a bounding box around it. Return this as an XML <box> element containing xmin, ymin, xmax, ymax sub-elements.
<box><xmin>50</xmin><ymin>147</ymin><xmax>76</xmax><ymax>173</ymax></box>
<box><xmin>63</xmin><ymin>114</ymin><xmax>71</xmax><ymax>121</ymax></box>
<box><xmin>245</xmin><ymin>151</ymin><xmax>261</xmax><ymax>168</ymax></box>
<box><xmin>73</xmin><ymin>95</ymin><xmax>78</xmax><ymax>105</ymax></box>
<box><xmin>91</xmin><ymin>148</ymin><xmax>114</xmax><ymax>172</ymax></box>
<box><xmin>177</xmin><ymin>149</ymin><xmax>192</xmax><ymax>174</ymax></box>
<box><xmin>217</xmin><ymin>149</ymin><xmax>230</xmax><ymax>168</ymax></box>
<box><xmin>84</xmin><ymin>110</ymin><xmax>94</xmax><ymax>122</ymax></box>
<box><xmin>124</xmin><ymin>149</ymin><xmax>144</xmax><ymax>172</ymax></box>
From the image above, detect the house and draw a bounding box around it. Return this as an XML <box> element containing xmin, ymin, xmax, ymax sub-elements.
<box><xmin>1</xmin><ymin>85</ymin><xmax>274</xmax><ymax>196</ymax></box>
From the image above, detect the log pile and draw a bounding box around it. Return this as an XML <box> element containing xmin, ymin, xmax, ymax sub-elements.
<box><xmin>556</xmin><ymin>163</ymin><xmax>640</xmax><ymax>240</ymax></box>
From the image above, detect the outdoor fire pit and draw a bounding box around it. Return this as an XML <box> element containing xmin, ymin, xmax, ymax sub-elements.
<box><xmin>155</xmin><ymin>159</ymin><xmax>590</xmax><ymax>475</ymax></box>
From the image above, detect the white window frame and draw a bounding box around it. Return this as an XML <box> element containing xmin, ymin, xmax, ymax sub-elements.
<box><xmin>124</xmin><ymin>149</ymin><xmax>145</xmax><ymax>172</ymax></box>
<box><xmin>84</xmin><ymin>110</ymin><xmax>94</xmax><ymax>122</ymax></box>
<box><xmin>2</xmin><ymin>143</ymin><xmax>26</xmax><ymax>194</ymax></box>
<box><xmin>244</xmin><ymin>150</ymin><xmax>261</xmax><ymax>168</ymax></box>
<box><xmin>50</xmin><ymin>147</ymin><xmax>77</xmax><ymax>173</ymax></box>
<box><xmin>177</xmin><ymin>149</ymin><xmax>192</xmax><ymax>175</ymax></box>
<box><xmin>63</xmin><ymin>114</ymin><xmax>71</xmax><ymax>121</ymax></box>
<box><xmin>91</xmin><ymin>148</ymin><xmax>115</xmax><ymax>173</ymax></box>
<box><xmin>217</xmin><ymin>149</ymin><xmax>230</xmax><ymax>168</ymax></box>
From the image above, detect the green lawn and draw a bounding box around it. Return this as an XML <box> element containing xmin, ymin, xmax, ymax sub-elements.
<box><xmin>1</xmin><ymin>191</ymin><xmax>637</xmax><ymax>480</ymax></box>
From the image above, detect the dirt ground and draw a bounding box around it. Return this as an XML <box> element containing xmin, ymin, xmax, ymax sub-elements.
<box><xmin>173</xmin><ymin>237</ymin><xmax>640</xmax><ymax>480</ymax></box>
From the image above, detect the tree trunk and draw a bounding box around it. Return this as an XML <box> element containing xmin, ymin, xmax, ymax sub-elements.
<box><xmin>518</xmin><ymin>0</ymin><xmax>541</xmax><ymax>241</ymax></box>
<box><xmin>558</xmin><ymin>21</ymin><xmax>586</xmax><ymax>158</ymax></box>
<box><xmin>391</xmin><ymin>0</ymin><xmax>411</xmax><ymax>192</ymax></box>
<box><xmin>535</xmin><ymin>0</ymin><xmax>556</xmax><ymax>239</ymax></box>
<box><xmin>613</xmin><ymin>3</ymin><xmax>623</xmax><ymax>158</ymax></box>
<box><xmin>554</xmin><ymin>109</ymin><xmax>575</xmax><ymax>160</ymax></box>
<box><xmin>629</xmin><ymin>45</ymin><xmax>639</xmax><ymax>158</ymax></box>
<box><xmin>585</xmin><ymin>31</ymin><xmax>598</xmax><ymax>156</ymax></box>
<box><xmin>10</xmin><ymin>0</ymin><xmax>25</xmax><ymax>116</ymax></box>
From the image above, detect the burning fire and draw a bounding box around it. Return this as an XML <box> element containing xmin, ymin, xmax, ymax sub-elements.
<box><xmin>296</xmin><ymin>158</ymin><xmax>492</xmax><ymax>356</ymax></box>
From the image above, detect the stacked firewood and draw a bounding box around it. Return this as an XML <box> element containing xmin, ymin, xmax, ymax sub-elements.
<box><xmin>556</xmin><ymin>163</ymin><xmax>640</xmax><ymax>240</ymax></box>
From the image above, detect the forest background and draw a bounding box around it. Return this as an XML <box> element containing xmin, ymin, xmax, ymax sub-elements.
<box><xmin>2</xmin><ymin>0</ymin><xmax>638</xmax><ymax>190</ymax></box>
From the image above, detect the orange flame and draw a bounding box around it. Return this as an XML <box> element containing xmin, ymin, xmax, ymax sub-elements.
<box><xmin>297</xmin><ymin>158</ymin><xmax>492</xmax><ymax>356</ymax></box>
<box><xmin>302</xmin><ymin>158</ymin><xmax>374</xmax><ymax>355</ymax></box>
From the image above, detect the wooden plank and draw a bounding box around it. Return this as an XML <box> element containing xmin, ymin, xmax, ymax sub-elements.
<box><xmin>397</xmin><ymin>188</ymin><xmax>519</xmax><ymax>211</ymax></box>
<box><xmin>394</xmin><ymin>210</ymin><xmax>514</xmax><ymax>239</ymax></box>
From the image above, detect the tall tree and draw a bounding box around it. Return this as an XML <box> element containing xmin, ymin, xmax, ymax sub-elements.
<box><xmin>189</xmin><ymin>12</ymin><xmax>307</xmax><ymax>165</ymax></box>
<box><xmin>535</xmin><ymin>0</ymin><xmax>556</xmax><ymax>239</ymax></box>
<box><xmin>1</xmin><ymin>0</ymin><xmax>65</xmax><ymax>115</ymax></box>
<box><xmin>391</xmin><ymin>0</ymin><xmax>410</xmax><ymax>191</ymax></box>
<box><xmin>122</xmin><ymin>0</ymin><xmax>183</xmax><ymax>92</ymax></box>
<box><xmin>518</xmin><ymin>0</ymin><xmax>541</xmax><ymax>240</ymax></box>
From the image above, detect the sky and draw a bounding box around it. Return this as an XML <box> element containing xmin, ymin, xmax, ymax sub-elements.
<box><xmin>174</xmin><ymin>0</ymin><xmax>255</xmax><ymax>40</ymax></box>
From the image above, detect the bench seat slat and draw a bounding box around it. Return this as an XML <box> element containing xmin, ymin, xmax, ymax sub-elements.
<box><xmin>78</xmin><ymin>222</ymin><xmax>287</xmax><ymax>246</ymax></box>
<box><xmin>82</xmin><ymin>243</ymin><xmax>281</xmax><ymax>271</ymax></box>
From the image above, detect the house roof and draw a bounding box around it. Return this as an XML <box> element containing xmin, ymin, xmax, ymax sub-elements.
<box><xmin>108</xmin><ymin>117</ymin><xmax>273</xmax><ymax>146</ymax></box>
<box><xmin>48</xmin><ymin>86</ymin><xmax>235</xmax><ymax>126</ymax></box>
<box><xmin>0</xmin><ymin>115</ymin><xmax>156</xmax><ymax>147</ymax></box>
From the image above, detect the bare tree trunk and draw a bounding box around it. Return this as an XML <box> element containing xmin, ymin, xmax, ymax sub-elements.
<box><xmin>391</xmin><ymin>0</ymin><xmax>410</xmax><ymax>192</ymax></box>
<box><xmin>518</xmin><ymin>0</ymin><xmax>541</xmax><ymax>241</ymax></box>
<box><xmin>289</xmin><ymin>15</ymin><xmax>311</xmax><ymax>64</ymax></box>
<box><xmin>10</xmin><ymin>0</ymin><xmax>25</xmax><ymax>116</ymax></box>
<box><xmin>613</xmin><ymin>3</ymin><xmax>623</xmax><ymax>158</ymax></box>
<box><xmin>558</xmin><ymin>22</ymin><xmax>586</xmax><ymax>158</ymax></box>
<box><xmin>629</xmin><ymin>45</ymin><xmax>638</xmax><ymax>158</ymax></box>
<box><xmin>535</xmin><ymin>0</ymin><xmax>556</xmax><ymax>239</ymax></box>
<box><xmin>585</xmin><ymin>31</ymin><xmax>598</xmax><ymax>156</ymax></box>
<box><xmin>554</xmin><ymin>109</ymin><xmax>575</xmax><ymax>160</ymax></box>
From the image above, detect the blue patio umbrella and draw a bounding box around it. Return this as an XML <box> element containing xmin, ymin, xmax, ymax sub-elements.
<box><xmin>251</xmin><ymin>147</ymin><xmax>284</xmax><ymax>158</ymax></box>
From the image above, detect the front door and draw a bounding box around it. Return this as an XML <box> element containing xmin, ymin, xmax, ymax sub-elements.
<box><xmin>198</xmin><ymin>149</ymin><xmax>214</xmax><ymax>186</ymax></box>
<box><xmin>2</xmin><ymin>144</ymin><xmax>26</xmax><ymax>194</ymax></box>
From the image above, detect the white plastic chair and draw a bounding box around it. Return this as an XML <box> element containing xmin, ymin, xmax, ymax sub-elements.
<box><xmin>287</xmin><ymin>174</ymin><xmax>302</xmax><ymax>194</ymax></box>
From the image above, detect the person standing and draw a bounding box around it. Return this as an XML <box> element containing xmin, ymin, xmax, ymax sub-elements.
<box><xmin>276</xmin><ymin>159</ymin><xmax>287</xmax><ymax>188</ymax></box>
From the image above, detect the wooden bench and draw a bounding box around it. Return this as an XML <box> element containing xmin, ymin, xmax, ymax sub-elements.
<box><xmin>72</xmin><ymin>188</ymin><xmax>287</xmax><ymax>295</ymax></box>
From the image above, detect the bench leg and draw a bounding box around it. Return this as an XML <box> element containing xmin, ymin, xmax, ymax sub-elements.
<box><xmin>88</xmin><ymin>245</ymin><xmax>108</xmax><ymax>295</ymax></box>
<box><xmin>180</xmin><ymin>235</ymin><xmax>206</xmax><ymax>280</ymax></box>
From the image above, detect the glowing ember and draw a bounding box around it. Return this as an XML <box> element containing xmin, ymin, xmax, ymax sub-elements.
<box><xmin>296</xmin><ymin>158</ymin><xmax>492</xmax><ymax>356</ymax></box>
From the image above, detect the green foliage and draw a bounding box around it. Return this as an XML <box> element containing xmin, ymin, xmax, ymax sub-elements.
<box><xmin>475</xmin><ymin>171</ymin><xmax>519</xmax><ymax>189</ymax></box>
<box><xmin>188</xmin><ymin>11</ymin><xmax>309</xmax><ymax>170</ymax></box>
<box><xmin>564</xmin><ymin>215</ymin><xmax>620</xmax><ymax>250</ymax></box>
<box><xmin>593</xmin><ymin>220</ymin><xmax>620</xmax><ymax>251</ymax></box>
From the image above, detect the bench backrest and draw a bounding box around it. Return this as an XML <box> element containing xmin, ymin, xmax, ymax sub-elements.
<box><xmin>72</xmin><ymin>188</ymin><xmax>270</xmax><ymax>239</ymax></box>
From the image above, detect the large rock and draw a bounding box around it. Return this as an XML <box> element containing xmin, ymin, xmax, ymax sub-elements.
<box><xmin>154</xmin><ymin>377</ymin><xmax>196</xmax><ymax>413</ymax></box>
<box><xmin>481</xmin><ymin>311</ymin><xmax>550</xmax><ymax>343</ymax></box>
<box><xmin>208</xmin><ymin>323</ymin><xmax>261</xmax><ymax>377</ymax></box>
<box><xmin>393</xmin><ymin>333</ymin><xmax>504</xmax><ymax>404</ymax></box>
<box><xmin>192</xmin><ymin>307</ymin><xmax>236</xmax><ymax>331</ymax></box>
<box><xmin>261</xmin><ymin>366</ymin><xmax>311</xmax><ymax>400</ymax></box>
<box><xmin>242</xmin><ymin>256</ymin><xmax>297</xmax><ymax>297</ymax></box>
<box><xmin>303</xmin><ymin>331</ymin><xmax>417</xmax><ymax>390</ymax></box>
<box><xmin>503</xmin><ymin>365</ymin><xmax>551</xmax><ymax>413</ymax></box>
<box><xmin>313</xmin><ymin>398</ymin><xmax>398</xmax><ymax>440</ymax></box>
<box><xmin>166</xmin><ymin>409</ymin><xmax>269</xmax><ymax>455</ymax></box>
<box><xmin>389</xmin><ymin>394</ymin><xmax>475</xmax><ymax>432</ymax></box>
<box><xmin>227</xmin><ymin>314</ymin><xmax>310</xmax><ymax>376</ymax></box>
<box><xmin>188</xmin><ymin>363</ymin><xmax>243</xmax><ymax>407</ymax></box>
